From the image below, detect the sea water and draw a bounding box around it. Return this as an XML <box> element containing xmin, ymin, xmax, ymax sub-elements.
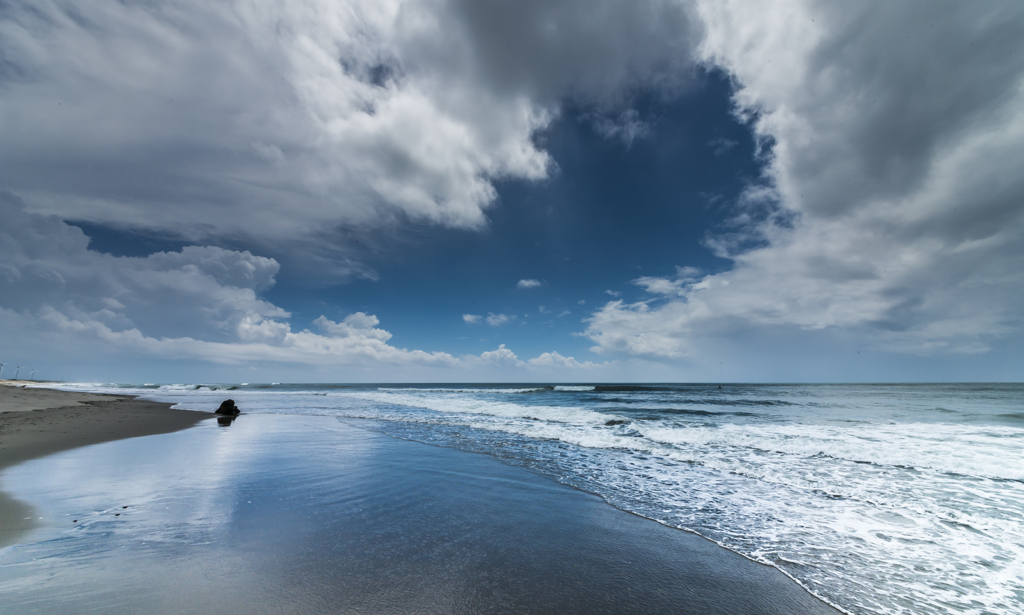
<box><xmin>49</xmin><ymin>382</ymin><xmax>1024</xmax><ymax>615</ymax></box>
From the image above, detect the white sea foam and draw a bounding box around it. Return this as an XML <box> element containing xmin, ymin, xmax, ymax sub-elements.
<box><xmin>637</xmin><ymin>422</ymin><xmax>1024</xmax><ymax>481</ymax></box>
<box><xmin>376</xmin><ymin>387</ymin><xmax>545</xmax><ymax>394</ymax></box>
<box><xmin>159</xmin><ymin>384</ymin><xmax>204</xmax><ymax>391</ymax></box>
<box><xmin>333</xmin><ymin>389</ymin><xmax>615</xmax><ymax>425</ymax></box>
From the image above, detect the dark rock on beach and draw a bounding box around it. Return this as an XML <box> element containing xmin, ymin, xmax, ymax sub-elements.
<box><xmin>215</xmin><ymin>399</ymin><xmax>241</xmax><ymax>415</ymax></box>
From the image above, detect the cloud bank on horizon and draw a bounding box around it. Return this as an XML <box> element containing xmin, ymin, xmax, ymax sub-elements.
<box><xmin>1</xmin><ymin>0</ymin><xmax>1022</xmax><ymax>381</ymax></box>
<box><xmin>0</xmin><ymin>193</ymin><xmax>605</xmax><ymax>378</ymax></box>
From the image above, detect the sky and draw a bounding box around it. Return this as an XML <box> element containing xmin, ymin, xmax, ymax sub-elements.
<box><xmin>1</xmin><ymin>0</ymin><xmax>1023</xmax><ymax>383</ymax></box>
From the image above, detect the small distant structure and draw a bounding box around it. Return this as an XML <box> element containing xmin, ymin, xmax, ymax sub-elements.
<box><xmin>13</xmin><ymin>364</ymin><xmax>20</xmax><ymax>380</ymax></box>
<box><xmin>0</xmin><ymin>362</ymin><xmax>6</xmax><ymax>378</ymax></box>
<box><xmin>29</xmin><ymin>369</ymin><xmax>37</xmax><ymax>380</ymax></box>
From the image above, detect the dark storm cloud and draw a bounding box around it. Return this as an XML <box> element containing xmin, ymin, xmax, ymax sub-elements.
<box><xmin>425</xmin><ymin>0</ymin><xmax>699</xmax><ymax>102</ymax></box>
<box><xmin>766</xmin><ymin>2</ymin><xmax>1024</xmax><ymax>223</ymax></box>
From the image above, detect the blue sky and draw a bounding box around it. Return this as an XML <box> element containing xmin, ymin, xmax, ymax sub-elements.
<box><xmin>1</xmin><ymin>1</ymin><xmax>1023</xmax><ymax>383</ymax></box>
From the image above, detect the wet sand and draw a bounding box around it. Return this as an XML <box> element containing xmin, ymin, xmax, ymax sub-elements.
<box><xmin>0</xmin><ymin>412</ymin><xmax>841</xmax><ymax>614</ymax></box>
<box><xmin>0</xmin><ymin>383</ymin><xmax>212</xmax><ymax>546</ymax></box>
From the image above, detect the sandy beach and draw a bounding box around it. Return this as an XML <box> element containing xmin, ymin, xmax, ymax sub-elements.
<box><xmin>1</xmin><ymin>385</ymin><xmax>841</xmax><ymax>614</ymax></box>
<box><xmin>0</xmin><ymin>382</ymin><xmax>211</xmax><ymax>547</ymax></box>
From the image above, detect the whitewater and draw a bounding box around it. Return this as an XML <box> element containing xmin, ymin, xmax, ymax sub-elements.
<box><xmin>48</xmin><ymin>382</ymin><xmax>1024</xmax><ymax>615</ymax></box>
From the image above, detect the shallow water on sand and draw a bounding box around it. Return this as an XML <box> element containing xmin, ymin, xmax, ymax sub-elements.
<box><xmin>44</xmin><ymin>382</ymin><xmax>1024</xmax><ymax>614</ymax></box>
<box><xmin>0</xmin><ymin>415</ymin><xmax>835</xmax><ymax>614</ymax></box>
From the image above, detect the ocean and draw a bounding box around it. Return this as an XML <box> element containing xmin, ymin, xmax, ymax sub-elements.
<box><xmin>51</xmin><ymin>382</ymin><xmax>1024</xmax><ymax>615</ymax></box>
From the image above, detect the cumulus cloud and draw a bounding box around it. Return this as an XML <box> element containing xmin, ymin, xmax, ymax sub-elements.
<box><xmin>527</xmin><ymin>351</ymin><xmax>601</xmax><ymax>369</ymax></box>
<box><xmin>0</xmin><ymin>192</ymin><xmax>286</xmax><ymax>342</ymax></box>
<box><xmin>485</xmin><ymin>313</ymin><xmax>513</xmax><ymax>326</ymax></box>
<box><xmin>475</xmin><ymin>344</ymin><xmax>524</xmax><ymax>367</ymax></box>
<box><xmin>6</xmin><ymin>0</ymin><xmax>1018</xmax><ymax>374</ymax></box>
<box><xmin>585</xmin><ymin>0</ymin><xmax>1024</xmax><ymax>358</ymax></box>
<box><xmin>0</xmin><ymin>195</ymin><xmax>604</xmax><ymax>374</ymax></box>
<box><xmin>633</xmin><ymin>266</ymin><xmax>701</xmax><ymax>296</ymax></box>
<box><xmin>0</xmin><ymin>0</ymin><xmax>699</xmax><ymax>252</ymax></box>
<box><xmin>517</xmin><ymin>278</ymin><xmax>542</xmax><ymax>289</ymax></box>
<box><xmin>462</xmin><ymin>314</ymin><xmax>482</xmax><ymax>324</ymax></box>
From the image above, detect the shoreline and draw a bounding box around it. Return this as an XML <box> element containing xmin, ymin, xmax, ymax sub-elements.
<box><xmin>2</xmin><ymin>412</ymin><xmax>841</xmax><ymax>614</ymax></box>
<box><xmin>0</xmin><ymin>382</ymin><xmax>213</xmax><ymax>547</ymax></box>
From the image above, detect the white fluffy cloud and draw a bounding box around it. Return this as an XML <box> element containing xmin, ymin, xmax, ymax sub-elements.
<box><xmin>475</xmin><ymin>344</ymin><xmax>524</xmax><ymax>368</ymax></box>
<box><xmin>585</xmin><ymin>0</ymin><xmax>1024</xmax><ymax>358</ymax></box>
<box><xmin>0</xmin><ymin>196</ymin><xmax>599</xmax><ymax>376</ymax></box>
<box><xmin>4</xmin><ymin>0</ymin><xmax>1020</xmax><ymax>373</ymax></box>
<box><xmin>528</xmin><ymin>351</ymin><xmax>602</xmax><ymax>369</ymax></box>
<box><xmin>0</xmin><ymin>192</ymin><xmax>286</xmax><ymax>342</ymax></box>
<box><xmin>0</xmin><ymin>0</ymin><xmax>699</xmax><ymax>248</ymax></box>
<box><xmin>485</xmin><ymin>313</ymin><xmax>513</xmax><ymax>326</ymax></box>
<box><xmin>517</xmin><ymin>279</ymin><xmax>542</xmax><ymax>289</ymax></box>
